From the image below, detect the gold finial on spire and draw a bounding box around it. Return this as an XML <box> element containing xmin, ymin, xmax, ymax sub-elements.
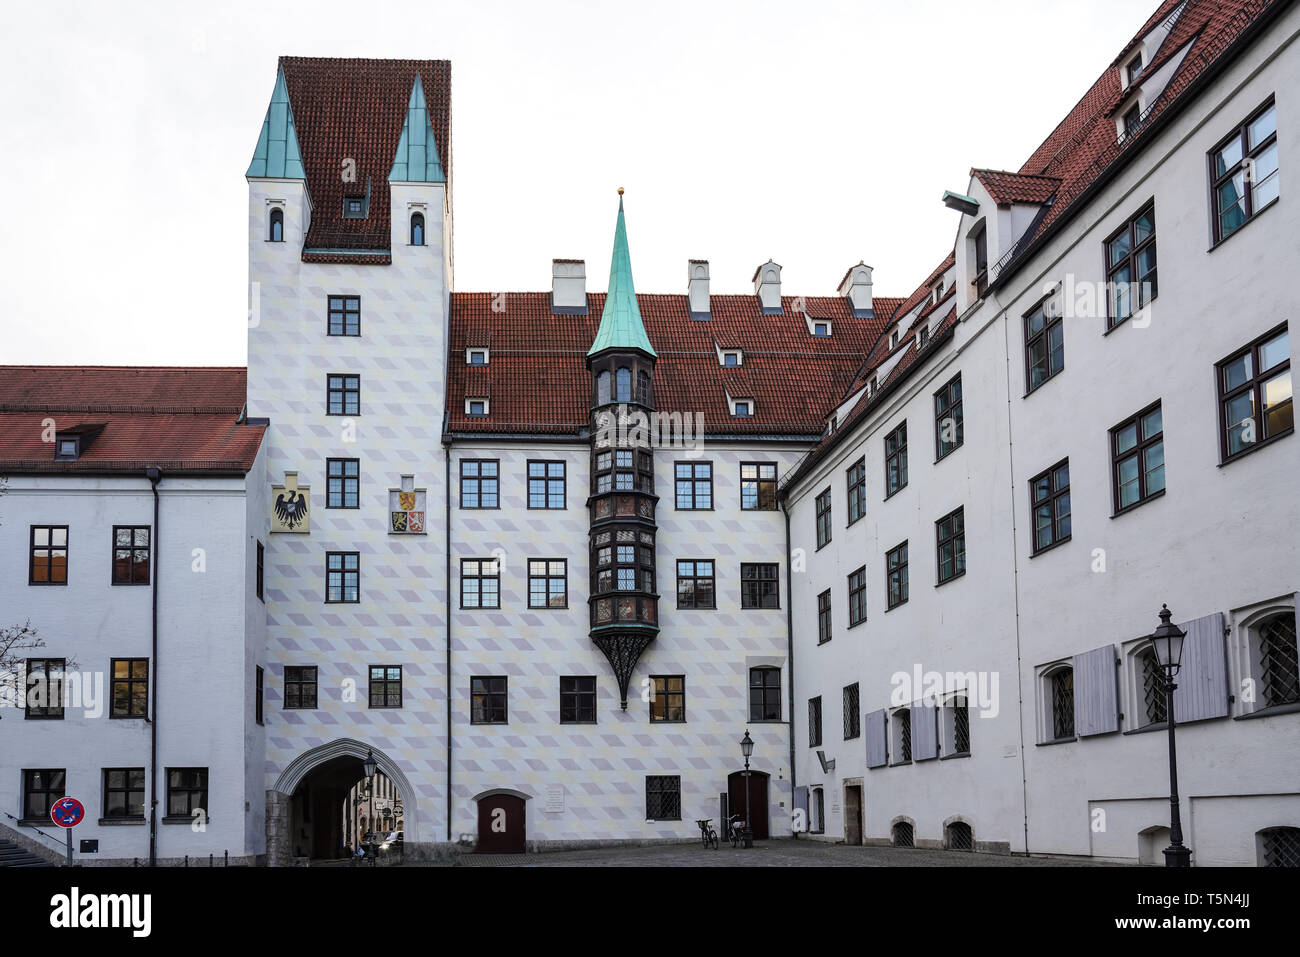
<box><xmin>617</xmin><ymin>186</ymin><xmax>624</xmax><ymax>195</ymax></box>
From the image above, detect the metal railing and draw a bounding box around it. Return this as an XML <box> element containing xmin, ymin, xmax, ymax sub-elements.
<box><xmin>1</xmin><ymin>809</ymin><xmax>68</xmax><ymax>856</ymax></box>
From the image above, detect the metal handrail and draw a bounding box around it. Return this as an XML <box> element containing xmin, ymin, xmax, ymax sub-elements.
<box><xmin>1</xmin><ymin>809</ymin><xmax>67</xmax><ymax>853</ymax></box>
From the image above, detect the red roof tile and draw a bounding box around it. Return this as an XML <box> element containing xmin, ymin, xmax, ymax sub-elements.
<box><xmin>0</xmin><ymin>367</ymin><xmax>263</xmax><ymax>473</ymax></box>
<box><xmin>971</xmin><ymin>169</ymin><xmax>1062</xmax><ymax>206</ymax></box>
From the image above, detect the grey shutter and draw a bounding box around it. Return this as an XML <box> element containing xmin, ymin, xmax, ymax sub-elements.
<box><xmin>793</xmin><ymin>786</ymin><xmax>809</xmax><ymax>832</ymax></box>
<box><xmin>1172</xmin><ymin>612</ymin><xmax>1228</xmax><ymax>722</ymax></box>
<box><xmin>1073</xmin><ymin>644</ymin><xmax>1120</xmax><ymax>736</ymax></box>
<box><xmin>864</xmin><ymin>708</ymin><xmax>889</xmax><ymax>768</ymax></box>
<box><xmin>911</xmin><ymin>699</ymin><xmax>939</xmax><ymax>760</ymax></box>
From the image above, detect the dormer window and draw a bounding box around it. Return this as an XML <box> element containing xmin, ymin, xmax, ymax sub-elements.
<box><xmin>1126</xmin><ymin>51</ymin><xmax>1144</xmax><ymax>86</ymax></box>
<box><xmin>55</xmin><ymin>437</ymin><xmax>80</xmax><ymax>461</ymax></box>
<box><xmin>918</xmin><ymin>325</ymin><xmax>931</xmax><ymax>348</ymax></box>
<box><xmin>889</xmin><ymin>328</ymin><xmax>900</xmax><ymax>350</ymax></box>
<box><xmin>343</xmin><ymin>193</ymin><xmax>368</xmax><ymax>219</ymax></box>
<box><xmin>970</xmin><ymin>223</ymin><xmax>989</xmax><ymax>298</ymax></box>
<box><xmin>829</xmin><ymin>415</ymin><xmax>838</xmax><ymax>434</ymax></box>
<box><xmin>733</xmin><ymin>400</ymin><xmax>754</xmax><ymax>418</ymax></box>
<box><xmin>813</xmin><ymin>322</ymin><xmax>830</xmax><ymax>337</ymax></box>
<box><xmin>803</xmin><ymin>313</ymin><xmax>833</xmax><ymax>338</ymax></box>
<box><xmin>868</xmin><ymin>376</ymin><xmax>879</xmax><ymax>397</ymax></box>
<box><xmin>1123</xmin><ymin>103</ymin><xmax>1142</xmax><ymax>139</ymax></box>
<box><xmin>722</xmin><ymin>351</ymin><xmax>741</xmax><ymax>367</ymax></box>
<box><xmin>268</xmin><ymin>207</ymin><xmax>284</xmax><ymax>242</ymax></box>
<box><xmin>930</xmin><ymin>282</ymin><xmax>944</xmax><ymax>306</ymax></box>
<box><xmin>466</xmin><ymin>399</ymin><xmax>489</xmax><ymax>417</ymax></box>
<box><xmin>467</xmin><ymin>349</ymin><xmax>488</xmax><ymax>366</ymax></box>
<box><xmin>53</xmin><ymin>424</ymin><xmax>104</xmax><ymax>461</ymax></box>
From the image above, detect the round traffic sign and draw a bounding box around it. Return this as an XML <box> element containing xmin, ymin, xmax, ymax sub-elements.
<box><xmin>50</xmin><ymin>797</ymin><xmax>84</xmax><ymax>828</ymax></box>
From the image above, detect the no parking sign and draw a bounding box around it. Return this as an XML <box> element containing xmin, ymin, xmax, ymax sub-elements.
<box><xmin>51</xmin><ymin>796</ymin><xmax>85</xmax><ymax>828</ymax></box>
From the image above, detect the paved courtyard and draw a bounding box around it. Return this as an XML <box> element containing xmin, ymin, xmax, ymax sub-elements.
<box><xmin>416</xmin><ymin>840</ymin><xmax>1126</xmax><ymax>867</ymax></box>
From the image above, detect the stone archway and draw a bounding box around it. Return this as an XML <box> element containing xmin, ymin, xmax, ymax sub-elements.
<box><xmin>266</xmin><ymin>738</ymin><xmax>417</xmax><ymax>866</ymax></box>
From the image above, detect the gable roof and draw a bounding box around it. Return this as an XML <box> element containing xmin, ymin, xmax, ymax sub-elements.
<box><xmin>0</xmin><ymin>367</ymin><xmax>263</xmax><ymax>474</ymax></box>
<box><xmin>971</xmin><ymin>169</ymin><xmax>1062</xmax><ymax>207</ymax></box>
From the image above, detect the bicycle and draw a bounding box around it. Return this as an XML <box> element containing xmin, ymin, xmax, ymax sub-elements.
<box><xmin>695</xmin><ymin>818</ymin><xmax>719</xmax><ymax>849</ymax></box>
<box><xmin>726</xmin><ymin>814</ymin><xmax>746</xmax><ymax>848</ymax></box>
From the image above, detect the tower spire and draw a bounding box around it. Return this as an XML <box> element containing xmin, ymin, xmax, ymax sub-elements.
<box><xmin>587</xmin><ymin>190</ymin><xmax>656</xmax><ymax>358</ymax></box>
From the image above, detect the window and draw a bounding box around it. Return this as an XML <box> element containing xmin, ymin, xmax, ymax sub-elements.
<box><xmin>327</xmin><ymin>374</ymin><xmax>360</xmax><ymax>415</ymax></box>
<box><xmin>596</xmin><ymin>370</ymin><xmax>611</xmax><ymax>404</ymax></box>
<box><xmin>813</xmin><ymin>322</ymin><xmax>829</xmax><ymax>337</ymax></box>
<box><xmin>29</xmin><ymin>525</ymin><xmax>68</xmax><ymax>585</ymax></box>
<box><xmin>560</xmin><ymin>676</ymin><xmax>596</xmax><ymax>724</ymax></box>
<box><xmin>103</xmin><ymin>768</ymin><xmax>145</xmax><ymax>820</ymax></box>
<box><xmin>467</xmin><ymin>399</ymin><xmax>488</xmax><ymax>417</ymax></box>
<box><xmin>649</xmin><ymin>675</ymin><xmax>685</xmax><ymax>722</ymax></box>
<box><xmin>369</xmin><ymin>666</ymin><xmax>402</xmax><ymax>709</ymax></box>
<box><xmin>24</xmin><ymin>659</ymin><xmax>64</xmax><ymax>719</ymax></box>
<box><xmin>847</xmin><ymin>566</ymin><xmax>867</xmax><ymax>626</ymax></box>
<box><xmin>1137</xmin><ymin>646</ymin><xmax>1167</xmax><ymax>727</ymax></box>
<box><xmin>1049</xmin><ymin>666</ymin><xmax>1075</xmax><ymax>740</ymax></box>
<box><xmin>886</xmin><ymin>542</ymin><xmax>908</xmax><ymax>609</ymax></box>
<box><xmin>467</xmin><ymin>350</ymin><xmax>487</xmax><ymax>366</ymax></box>
<box><xmin>55</xmin><ymin>436</ymin><xmax>80</xmax><ymax>460</ymax></box>
<box><xmin>935</xmin><ymin>507</ymin><xmax>966</xmax><ymax>584</ymax></box>
<box><xmin>110</xmin><ymin>658</ymin><xmax>148</xmax><ymax>718</ymax></box>
<box><xmin>843</xmin><ymin>683</ymin><xmax>860</xmax><ymax>739</ymax></box>
<box><xmin>1258</xmin><ymin>611</ymin><xmax>1298</xmax><ymax>709</ymax></box>
<box><xmin>1122</xmin><ymin>103</ymin><xmax>1142</xmax><ymax>139</ymax></box>
<box><xmin>615</xmin><ymin>367</ymin><xmax>632</xmax><ymax>402</ymax></box>
<box><xmin>343</xmin><ymin>195</ymin><xmax>365</xmax><ymax>218</ymax></box>
<box><xmin>410</xmin><ymin>211</ymin><xmax>425</xmax><ymax>246</ymax></box>
<box><xmin>934</xmin><ymin>374</ymin><xmax>964</xmax><ymax>459</ymax></box>
<box><xmin>1126</xmin><ymin>51</ymin><xmax>1144</xmax><ymax>84</ymax></box>
<box><xmin>889</xmin><ymin>328</ymin><xmax>899</xmax><ymax>350</ymax></box>
<box><xmin>893</xmin><ymin>821</ymin><xmax>915</xmax><ymax>848</ymax></box>
<box><xmin>527</xmin><ymin>461</ymin><xmax>566</xmax><ymax>509</ymax></box>
<box><xmin>460</xmin><ymin>459</ymin><xmax>499</xmax><ymax>509</ymax></box>
<box><xmin>284</xmin><ymin>666</ymin><xmax>318</xmax><ymax>709</ymax></box>
<box><xmin>885</xmin><ymin>422</ymin><xmax>908</xmax><ymax>496</ymax></box>
<box><xmin>460</xmin><ymin>558</ymin><xmax>500</xmax><ymax>609</ymax></box>
<box><xmin>676</xmin><ymin>560</ymin><xmax>715</xmax><ymax>609</ymax></box>
<box><xmin>23</xmin><ymin>769</ymin><xmax>65</xmax><ymax>821</ymax></box>
<box><xmin>740</xmin><ymin>462</ymin><xmax>777</xmax><ymax>510</ymax></box>
<box><xmin>946</xmin><ymin>821</ymin><xmax>973</xmax><ymax>851</ymax></box>
<box><xmin>1025</xmin><ymin>297</ymin><xmax>1064</xmax><ymax>391</ymax></box>
<box><xmin>327</xmin><ymin>296</ymin><xmax>360</xmax><ymax>336</ymax></box>
<box><xmin>528</xmin><ymin>559</ymin><xmax>567</xmax><ymax>608</ymax></box>
<box><xmin>892</xmin><ymin>709</ymin><xmax>912</xmax><ymax>763</ymax></box>
<box><xmin>1259</xmin><ymin>826</ymin><xmax>1300</xmax><ymax>868</ymax></box>
<box><xmin>256</xmin><ymin>540</ymin><xmax>264</xmax><ymax>602</ymax></box>
<box><xmin>1210</xmin><ymin>98</ymin><xmax>1278</xmax><ymax>243</ymax></box>
<box><xmin>1030</xmin><ymin>460</ymin><xmax>1071</xmax><ymax>553</ymax></box>
<box><xmin>255</xmin><ymin>666</ymin><xmax>264</xmax><ymax>726</ymax></box>
<box><xmin>815</xmin><ymin>488</ymin><xmax>832</xmax><ymax>548</ymax></box>
<box><xmin>722</xmin><ymin>351</ymin><xmax>740</xmax><ymax>367</ymax></box>
<box><xmin>971</xmin><ymin>224</ymin><xmax>988</xmax><ymax>297</ymax></box>
<box><xmin>325</xmin><ymin>552</ymin><xmax>360</xmax><ymax>603</ymax></box>
<box><xmin>808</xmin><ymin>696</ymin><xmax>823</xmax><ymax>747</ymax></box>
<box><xmin>740</xmin><ymin>563</ymin><xmax>779</xmax><ymax>609</ymax></box>
<box><xmin>470</xmin><ymin>676</ymin><xmax>507</xmax><ymax>724</ymax></box>
<box><xmin>326</xmin><ymin>458</ymin><xmax>359</xmax><ymax>509</ymax></box>
<box><xmin>817</xmin><ymin>590</ymin><xmax>832</xmax><ymax>644</ymax></box>
<box><xmin>846</xmin><ymin>458</ymin><xmax>866</xmax><ymax>524</ymax></box>
<box><xmin>733</xmin><ymin>400</ymin><xmax>753</xmax><ymax>418</ymax></box>
<box><xmin>166</xmin><ymin>768</ymin><xmax>208</xmax><ymax>818</ymax></box>
<box><xmin>645</xmin><ymin>776</ymin><xmax>681</xmax><ymax>821</ymax></box>
<box><xmin>749</xmin><ymin>667</ymin><xmax>781</xmax><ymax>722</ymax></box>
<box><xmin>942</xmin><ymin>693</ymin><xmax>971</xmax><ymax>755</ymax></box>
<box><xmin>1218</xmin><ymin>325</ymin><xmax>1291</xmax><ymax>461</ymax></box>
<box><xmin>1105</xmin><ymin>204</ymin><xmax>1157</xmax><ymax>328</ymax></box>
<box><xmin>268</xmin><ymin>207</ymin><xmax>284</xmax><ymax>242</ymax></box>
<box><xmin>675</xmin><ymin>462</ymin><xmax>712</xmax><ymax>509</ymax></box>
<box><xmin>1111</xmin><ymin>402</ymin><xmax>1164</xmax><ymax>513</ymax></box>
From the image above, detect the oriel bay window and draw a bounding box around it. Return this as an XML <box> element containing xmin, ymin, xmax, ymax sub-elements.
<box><xmin>1217</xmin><ymin>324</ymin><xmax>1291</xmax><ymax>462</ymax></box>
<box><xmin>111</xmin><ymin>526</ymin><xmax>150</xmax><ymax>584</ymax></box>
<box><xmin>591</xmin><ymin>529</ymin><xmax>658</xmax><ymax>627</ymax></box>
<box><xmin>1111</xmin><ymin>402</ymin><xmax>1164</xmax><ymax>513</ymax></box>
<box><xmin>1105</xmin><ymin>203</ymin><xmax>1157</xmax><ymax>328</ymax></box>
<box><xmin>741</xmin><ymin>562</ymin><xmax>779</xmax><ymax>609</ymax></box>
<box><xmin>740</xmin><ymin>462</ymin><xmax>777</xmax><ymax>510</ymax></box>
<box><xmin>1210</xmin><ymin>98</ymin><xmax>1278</xmax><ymax>243</ymax></box>
<box><xmin>676</xmin><ymin>560</ymin><xmax>715</xmax><ymax>609</ymax></box>
<box><xmin>649</xmin><ymin>675</ymin><xmax>685</xmax><ymax>722</ymax></box>
<box><xmin>110</xmin><ymin>658</ymin><xmax>149</xmax><ymax>718</ymax></box>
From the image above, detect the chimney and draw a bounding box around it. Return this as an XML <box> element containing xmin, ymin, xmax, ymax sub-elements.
<box><xmin>551</xmin><ymin>259</ymin><xmax>587</xmax><ymax>314</ymax></box>
<box><xmin>838</xmin><ymin>262</ymin><xmax>874</xmax><ymax>318</ymax></box>
<box><xmin>687</xmin><ymin>260</ymin><xmax>710</xmax><ymax>319</ymax></box>
<box><xmin>753</xmin><ymin>259</ymin><xmax>782</xmax><ymax>314</ymax></box>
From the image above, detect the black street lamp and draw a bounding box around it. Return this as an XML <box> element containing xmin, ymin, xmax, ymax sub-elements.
<box><xmin>1149</xmin><ymin>605</ymin><xmax>1192</xmax><ymax>868</ymax></box>
<box><xmin>740</xmin><ymin>730</ymin><xmax>754</xmax><ymax>849</ymax></box>
<box><xmin>362</xmin><ymin>749</ymin><xmax>378</xmax><ymax>867</ymax></box>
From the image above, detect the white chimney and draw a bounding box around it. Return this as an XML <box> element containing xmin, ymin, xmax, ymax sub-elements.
<box><xmin>552</xmin><ymin>259</ymin><xmax>587</xmax><ymax>314</ymax></box>
<box><xmin>753</xmin><ymin>259</ymin><xmax>782</xmax><ymax>313</ymax></box>
<box><xmin>687</xmin><ymin>260</ymin><xmax>710</xmax><ymax>317</ymax></box>
<box><xmin>838</xmin><ymin>262</ymin><xmax>874</xmax><ymax>317</ymax></box>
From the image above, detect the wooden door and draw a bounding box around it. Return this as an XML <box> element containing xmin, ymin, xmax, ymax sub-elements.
<box><xmin>475</xmin><ymin>793</ymin><xmax>526</xmax><ymax>853</ymax></box>
<box><xmin>844</xmin><ymin>785</ymin><xmax>863</xmax><ymax>845</ymax></box>
<box><xmin>727</xmin><ymin>771</ymin><xmax>770</xmax><ymax>839</ymax></box>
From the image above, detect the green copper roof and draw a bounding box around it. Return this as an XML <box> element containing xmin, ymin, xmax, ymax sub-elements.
<box><xmin>389</xmin><ymin>74</ymin><xmax>446</xmax><ymax>183</ymax></box>
<box><xmin>246</xmin><ymin>66</ymin><xmax>305</xmax><ymax>179</ymax></box>
<box><xmin>588</xmin><ymin>195</ymin><xmax>656</xmax><ymax>358</ymax></box>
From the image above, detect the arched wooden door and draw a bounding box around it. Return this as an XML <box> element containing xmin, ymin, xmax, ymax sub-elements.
<box><xmin>475</xmin><ymin>793</ymin><xmax>526</xmax><ymax>853</ymax></box>
<box><xmin>727</xmin><ymin>771</ymin><xmax>770</xmax><ymax>839</ymax></box>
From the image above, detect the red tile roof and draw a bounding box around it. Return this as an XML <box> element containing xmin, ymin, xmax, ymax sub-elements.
<box><xmin>0</xmin><ymin>367</ymin><xmax>264</xmax><ymax>473</ymax></box>
<box><xmin>971</xmin><ymin>169</ymin><xmax>1062</xmax><ymax>206</ymax></box>
<box><xmin>278</xmin><ymin>57</ymin><xmax>451</xmax><ymax>263</ymax></box>
<box><xmin>446</xmin><ymin>293</ymin><xmax>903</xmax><ymax>436</ymax></box>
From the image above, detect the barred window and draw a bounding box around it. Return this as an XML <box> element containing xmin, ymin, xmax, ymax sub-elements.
<box><xmin>645</xmin><ymin>775</ymin><xmax>681</xmax><ymax>821</ymax></box>
<box><xmin>1259</xmin><ymin>611</ymin><xmax>1299</xmax><ymax>709</ymax></box>
<box><xmin>946</xmin><ymin>821</ymin><xmax>973</xmax><ymax>851</ymax></box>
<box><xmin>892</xmin><ymin>708</ymin><xmax>911</xmax><ymax>762</ymax></box>
<box><xmin>1139</xmin><ymin>647</ymin><xmax>1168</xmax><ymax>726</ymax></box>
<box><xmin>1259</xmin><ymin>826</ymin><xmax>1300</xmax><ymax>868</ymax></box>
<box><xmin>1050</xmin><ymin>666</ymin><xmax>1075</xmax><ymax>740</ymax></box>
<box><xmin>843</xmin><ymin>683</ymin><xmax>860</xmax><ymax>739</ymax></box>
<box><xmin>808</xmin><ymin>696</ymin><xmax>823</xmax><ymax>747</ymax></box>
<box><xmin>892</xmin><ymin>821</ymin><xmax>915</xmax><ymax>848</ymax></box>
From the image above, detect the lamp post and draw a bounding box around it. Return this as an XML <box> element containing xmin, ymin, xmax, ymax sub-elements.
<box><xmin>1149</xmin><ymin>605</ymin><xmax>1192</xmax><ymax>868</ymax></box>
<box><xmin>362</xmin><ymin>749</ymin><xmax>377</xmax><ymax>867</ymax></box>
<box><xmin>740</xmin><ymin>730</ymin><xmax>754</xmax><ymax>849</ymax></box>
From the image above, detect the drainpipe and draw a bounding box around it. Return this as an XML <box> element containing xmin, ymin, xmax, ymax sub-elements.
<box><xmin>146</xmin><ymin>466</ymin><xmax>162</xmax><ymax>867</ymax></box>
<box><xmin>781</xmin><ymin>496</ymin><xmax>797</xmax><ymax>837</ymax></box>
<box><xmin>444</xmin><ymin>444</ymin><xmax>452</xmax><ymax>845</ymax></box>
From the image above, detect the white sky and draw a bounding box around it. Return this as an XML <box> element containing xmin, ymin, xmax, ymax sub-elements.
<box><xmin>0</xmin><ymin>0</ymin><xmax>1154</xmax><ymax>366</ymax></box>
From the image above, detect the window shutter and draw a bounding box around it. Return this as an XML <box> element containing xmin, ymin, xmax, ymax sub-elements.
<box><xmin>864</xmin><ymin>708</ymin><xmax>888</xmax><ymax>768</ymax></box>
<box><xmin>1073</xmin><ymin>644</ymin><xmax>1120</xmax><ymax>736</ymax></box>
<box><xmin>793</xmin><ymin>786</ymin><xmax>809</xmax><ymax>831</ymax></box>
<box><xmin>1172</xmin><ymin>612</ymin><xmax>1228</xmax><ymax>722</ymax></box>
<box><xmin>911</xmin><ymin>699</ymin><xmax>939</xmax><ymax>760</ymax></box>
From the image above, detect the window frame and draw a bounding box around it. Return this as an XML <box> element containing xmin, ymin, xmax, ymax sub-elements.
<box><xmin>459</xmin><ymin>459</ymin><xmax>500</xmax><ymax>510</ymax></box>
<box><xmin>526</xmin><ymin>460</ymin><xmax>567</xmax><ymax>510</ymax></box>
<box><xmin>808</xmin><ymin>696</ymin><xmax>823</xmax><ymax>747</ymax></box>
<box><xmin>674</xmin><ymin>461</ymin><xmax>714</xmax><ymax>510</ymax></box>
<box><xmin>1110</xmin><ymin>400</ymin><xmax>1165</xmax><ymax>515</ymax></box>
<box><xmin>1208</xmin><ymin>97</ymin><xmax>1279</xmax><ymax>245</ymax></box>
<box><xmin>268</xmin><ymin>207</ymin><xmax>284</xmax><ymax>243</ymax></box>
<box><xmin>884</xmin><ymin>421</ymin><xmax>908</xmax><ymax>497</ymax></box>
<box><xmin>749</xmin><ymin>666</ymin><xmax>782</xmax><ymax>723</ymax></box>
<box><xmin>165</xmin><ymin>767</ymin><xmax>208</xmax><ymax>819</ymax></box>
<box><xmin>675</xmin><ymin>559</ymin><xmax>716</xmax><ymax>610</ymax></box>
<box><xmin>1029</xmin><ymin>459</ymin><xmax>1072</xmax><ymax>555</ymax></box>
<box><xmin>326</xmin><ymin>374</ymin><xmax>361</xmax><ymax>416</ymax></box>
<box><xmin>846</xmin><ymin>457</ymin><xmax>866</xmax><ymax>525</ymax></box>
<box><xmin>29</xmin><ymin>525</ymin><xmax>69</xmax><ymax>586</ymax></box>
<box><xmin>934</xmin><ymin>374</ymin><xmax>964</xmax><ymax>461</ymax></box>
<box><xmin>325</xmin><ymin>551</ymin><xmax>360</xmax><ymax>604</ymax></box>
<box><xmin>886</xmin><ymin>541</ymin><xmax>909</xmax><ymax>610</ymax></box>
<box><xmin>110</xmin><ymin>525</ymin><xmax>151</xmax><ymax>586</ymax></box>
<box><xmin>255</xmin><ymin>540</ymin><xmax>264</xmax><ymax>602</ymax></box>
<box><xmin>559</xmin><ymin>675</ymin><xmax>597</xmax><ymax>725</ymax></box>
<box><xmin>527</xmin><ymin>558</ymin><xmax>568</xmax><ymax>609</ymax></box>
<box><xmin>935</xmin><ymin>507</ymin><xmax>966</xmax><ymax>585</ymax></box>
<box><xmin>1216</xmin><ymin>323</ymin><xmax>1292</xmax><ymax>464</ymax></box>
<box><xmin>284</xmin><ymin>665</ymin><xmax>319</xmax><ymax>710</ymax></box>
<box><xmin>410</xmin><ymin>211</ymin><xmax>425</xmax><ymax>246</ymax></box>
<box><xmin>460</xmin><ymin>558</ymin><xmax>501</xmax><ymax>609</ymax></box>
<box><xmin>369</xmin><ymin>665</ymin><xmax>403</xmax><ymax>710</ymax></box>
<box><xmin>24</xmin><ymin>658</ymin><xmax>65</xmax><ymax>720</ymax></box>
<box><xmin>326</xmin><ymin>295</ymin><xmax>361</xmax><ymax>337</ymax></box>
<box><xmin>740</xmin><ymin>562</ymin><xmax>780</xmax><ymax>610</ymax></box>
<box><xmin>23</xmin><ymin>768</ymin><xmax>66</xmax><ymax>822</ymax></box>
<box><xmin>814</xmin><ymin>487</ymin><xmax>832</xmax><ymax>549</ymax></box>
<box><xmin>847</xmin><ymin>566</ymin><xmax>867</xmax><ymax>626</ymax></box>
<box><xmin>645</xmin><ymin>775</ymin><xmax>682</xmax><ymax>821</ymax></box>
<box><xmin>1024</xmin><ymin>295</ymin><xmax>1065</xmax><ymax>392</ymax></box>
<box><xmin>739</xmin><ymin>462</ymin><xmax>778</xmax><ymax>511</ymax></box>
<box><xmin>109</xmin><ymin>657</ymin><xmax>149</xmax><ymax>719</ymax></box>
<box><xmin>102</xmin><ymin>767</ymin><xmax>146</xmax><ymax>820</ymax></box>
<box><xmin>649</xmin><ymin>675</ymin><xmax>686</xmax><ymax>723</ymax></box>
<box><xmin>1104</xmin><ymin>201</ymin><xmax>1158</xmax><ymax>330</ymax></box>
<box><xmin>817</xmin><ymin>589</ymin><xmax>832</xmax><ymax>644</ymax></box>
<box><xmin>325</xmin><ymin>458</ymin><xmax>360</xmax><ymax>509</ymax></box>
<box><xmin>843</xmin><ymin>683</ymin><xmax>861</xmax><ymax>740</ymax></box>
<box><xmin>470</xmin><ymin>675</ymin><xmax>508</xmax><ymax>724</ymax></box>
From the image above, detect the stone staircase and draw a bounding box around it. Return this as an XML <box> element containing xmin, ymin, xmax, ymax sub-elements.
<box><xmin>0</xmin><ymin>838</ymin><xmax>54</xmax><ymax>867</ymax></box>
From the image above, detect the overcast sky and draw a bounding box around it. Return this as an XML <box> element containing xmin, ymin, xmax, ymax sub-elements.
<box><xmin>1</xmin><ymin>0</ymin><xmax>1154</xmax><ymax>366</ymax></box>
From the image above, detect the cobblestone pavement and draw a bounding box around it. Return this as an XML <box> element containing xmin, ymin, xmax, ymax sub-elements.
<box><xmin>421</xmin><ymin>840</ymin><xmax>1126</xmax><ymax>867</ymax></box>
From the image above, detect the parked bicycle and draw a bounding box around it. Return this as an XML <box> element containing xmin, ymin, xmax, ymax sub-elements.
<box><xmin>726</xmin><ymin>814</ymin><xmax>746</xmax><ymax>847</ymax></box>
<box><xmin>695</xmin><ymin>818</ymin><xmax>719</xmax><ymax>849</ymax></box>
